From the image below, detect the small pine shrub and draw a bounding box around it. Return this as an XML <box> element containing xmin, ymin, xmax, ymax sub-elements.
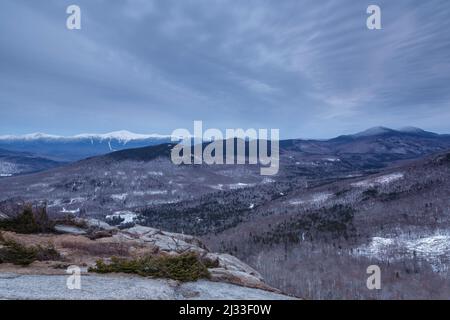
<box><xmin>201</xmin><ymin>256</ymin><xmax>220</xmax><ymax>268</ymax></box>
<box><xmin>362</xmin><ymin>188</ymin><xmax>378</xmax><ymax>198</ymax></box>
<box><xmin>34</xmin><ymin>244</ymin><xmax>60</xmax><ymax>262</ymax></box>
<box><xmin>0</xmin><ymin>237</ymin><xmax>60</xmax><ymax>266</ymax></box>
<box><xmin>89</xmin><ymin>253</ymin><xmax>211</xmax><ymax>282</ymax></box>
<box><xmin>0</xmin><ymin>206</ymin><xmax>55</xmax><ymax>234</ymax></box>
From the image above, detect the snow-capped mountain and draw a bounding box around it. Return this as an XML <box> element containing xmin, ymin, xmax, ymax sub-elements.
<box><xmin>352</xmin><ymin>126</ymin><xmax>397</xmax><ymax>137</ymax></box>
<box><xmin>0</xmin><ymin>130</ymin><xmax>171</xmax><ymax>142</ymax></box>
<box><xmin>0</xmin><ymin>130</ymin><xmax>174</xmax><ymax>161</ymax></box>
<box><xmin>346</xmin><ymin>126</ymin><xmax>440</xmax><ymax>138</ymax></box>
<box><xmin>72</xmin><ymin>130</ymin><xmax>172</xmax><ymax>143</ymax></box>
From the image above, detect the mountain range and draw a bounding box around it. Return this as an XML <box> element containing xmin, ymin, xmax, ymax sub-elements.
<box><xmin>0</xmin><ymin>126</ymin><xmax>449</xmax><ymax>299</ymax></box>
<box><xmin>0</xmin><ymin>130</ymin><xmax>173</xmax><ymax>162</ymax></box>
<box><xmin>1</xmin><ymin>126</ymin><xmax>450</xmax><ymax>178</ymax></box>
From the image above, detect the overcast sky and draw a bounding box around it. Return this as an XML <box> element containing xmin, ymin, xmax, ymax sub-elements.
<box><xmin>1</xmin><ymin>0</ymin><xmax>450</xmax><ymax>138</ymax></box>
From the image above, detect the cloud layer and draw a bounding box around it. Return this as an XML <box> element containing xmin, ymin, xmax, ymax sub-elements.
<box><xmin>1</xmin><ymin>0</ymin><xmax>450</xmax><ymax>138</ymax></box>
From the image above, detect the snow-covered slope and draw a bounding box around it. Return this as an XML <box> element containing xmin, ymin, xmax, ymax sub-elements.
<box><xmin>0</xmin><ymin>148</ymin><xmax>62</xmax><ymax>176</ymax></box>
<box><xmin>0</xmin><ymin>130</ymin><xmax>171</xmax><ymax>142</ymax></box>
<box><xmin>353</xmin><ymin>126</ymin><xmax>397</xmax><ymax>137</ymax></box>
<box><xmin>0</xmin><ymin>131</ymin><xmax>174</xmax><ymax>161</ymax></box>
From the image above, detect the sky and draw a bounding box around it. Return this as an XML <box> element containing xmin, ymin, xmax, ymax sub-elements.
<box><xmin>1</xmin><ymin>0</ymin><xmax>450</xmax><ymax>139</ymax></box>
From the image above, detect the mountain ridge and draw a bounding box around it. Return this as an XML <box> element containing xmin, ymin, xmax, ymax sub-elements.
<box><xmin>0</xmin><ymin>126</ymin><xmax>447</xmax><ymax>141</ymax></box>
<box><xmin>1</xmin><ymin>126</ymin><xmax>450</xmax><ymax>176</ymax></box>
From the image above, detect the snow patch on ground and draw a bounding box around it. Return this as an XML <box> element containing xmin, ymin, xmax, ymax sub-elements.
<box><xmin>351</xmin><ymin>173</ymin><xmax>404</xmax><ymax>188</ymax></box>
<box><xmin>210</xmin><ymin>183</ymin><xmax>255</xmax><ymax>191</ymax></box>
<box><xmin>289</xmin><ymin>192</ymin><xmax>333</xmax><ymax>206</ymax></box>
<box><xmin>146</xmin><ymin>199</ymin><xmax>179</xmax><ymax>205</ymax></box>
<box><xmin>229</xmin><ymin>183</ymin><xmax>255</xmax><ymax>190</ymax></box>
<box><xmin>47</xmin><ymin>199</ymin><xmax>63</xmax><ymax>208</ymax></box>
<box><xmin>106</xmin><ymin>211</ymin><xmax>138</xmax><ymax>224</ymax></box>
<box><xmin>324</xmin><ymin>158</ymin><xmax>341</xmax><ymax>162</ymax></box>
<box><xmin>132</xmin><ymin>190</ymin><xmax>168</xmax><ymax>196</ymax></box>
<box><xmin>69</xmin><ymin>197</ymin><xmax>86</xmax><ymax>204</ymax></box>
<box><xmin>0</xmin><ymin>161</ymin><xmax>19</xmax><ymax>175</ymax></box>
<box><xmin>295</xmin><ymin>161</ymin><xmax>317</xmax><ymax>166</ymax></box>
<box><xmin>148</xmin><ymin>190</ymin><xmax>168</xmax><ymax>195</ymax></box>
<box><xmin>111</xmin><ymin>193</ymin><xmax>128</xmax><ymax>201</ymax></box>
<box><xmin>60</xmin><ymin>208</ymin><xmax>80</xmax><ymax>214</ymax></box>
<box><xmin>148</xmin><ymin>171</ymin><xmax>164</xmax><ymax>176</ymax></box>
<box><xmin>356</xmin><ymin>233</ymin><xmax>450</xmax><ymax>272</ymax></box>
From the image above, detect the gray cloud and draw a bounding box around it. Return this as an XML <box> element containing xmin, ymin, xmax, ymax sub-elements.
<box><xmin>1</xmin><ymin>0</ymin><xmax>449</xmax><ymax>138</ymax></box>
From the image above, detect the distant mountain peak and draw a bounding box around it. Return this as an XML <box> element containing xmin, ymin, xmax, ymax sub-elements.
<box><xmin>348</xmin><ymin>126</ymin><xmax>439</xmax><ymax>139</ymax></box>
<box><xmin>0</xmin><ymin>130</ymin><xmax>176</xmax><ymax>162</ymax></box>
<box><xmin>353</xmin><ymin>126</ymin><xmax>396</xmax><ymax>137</ymax></box>
<box><xmin>398</xmin><ymin>126</ymin><xmax>425</xmax><ymax>133</ymax></box>
<box><xmin>0</xmin><ymin>132</ymin><xmax>61</xmax><ymax>140</ymax></box>
<box><xmin>0</xmin><ymin>130</ymin><xmax>172</xmax><ymax>143</ymax></box>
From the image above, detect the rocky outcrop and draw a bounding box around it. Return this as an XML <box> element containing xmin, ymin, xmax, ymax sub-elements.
<box><xmin>108</xmin><ymin>225</ymin><xmax>275</xmax><ymax>292</ymax></box>
<box><xmin>0</xmin><ymin>273</ymin><xmax>295</xmax><ymax>300</ymax></box>
<box><xmin>1</xmin><ymin>219</ymin><xmax>289</xmax><ymax>297</ymax></box>
<box><xmin>115</xmin><ymin>225</ymin><xmax>207</xmax><ymax>253</ymax></box>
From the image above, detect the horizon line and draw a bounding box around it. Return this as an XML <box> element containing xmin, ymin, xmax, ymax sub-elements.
<box><xmin>0</xmin><ymin>126</ymin><xmax>448</xmax><ymax>142</ymax></box>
